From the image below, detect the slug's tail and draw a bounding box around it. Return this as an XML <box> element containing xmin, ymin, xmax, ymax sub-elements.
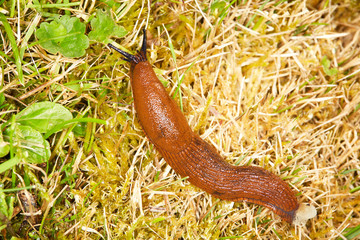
<box><xmin>161</xmin><ymin>134</ymin><xmax>307</xmax><ymax>224</ymax></box>
<box><xmin>108</xmin><ymin>28</ymin><xmax>147</xmax><ymax>63</ymax></box>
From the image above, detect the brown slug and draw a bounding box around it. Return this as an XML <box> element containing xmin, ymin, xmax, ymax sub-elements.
<box><xmin>108</xmin><ymin>29</ymin><xmax>316</xmax><ymax>224</ymax></box>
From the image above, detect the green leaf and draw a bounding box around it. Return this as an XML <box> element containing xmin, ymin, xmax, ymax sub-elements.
<box><xmin>0</xmin><ymin>131</ymin><xmax>9</xmax><ymax>158</ymax></box>
<box><xmin>59</xmin><ymin>32</ymin><xmax>89</xmax><ymax>57</ymax></box>
<box><xmin>321</xmin><ymin>56</ymin><xmax>338</xmax><ymax>76</ymax></box>
<box><xmin>44</xmin><ymin>117</ymin><xmax>106</xmax><ymax>139</ymax></box>
<box><xmin>58</xmin><ymin>15</ymin><xmax>89</xmax><ymax>57</ymax></box>
<box><xmin>35</xmin><ymin>20</ymin><xmax>67</xmax><ymax>54</ymax></box>
<box><xmin>16</xmin><ymin>101</ymin><xmax>73</xmax><ymax>134</ymax></box>
<box><xmin>88</xmin><ymin>9</ymin><xmax>127</xmax><ymax>43</ymax></box>
<box><xmin>98</xmin><ymin>0</ymin><xmax>121</xmax><ymax>8</ymax></box>
<box><xmin>0</xmin><ymin>156</ymin><xmax>20</xmax><ymax>174</ymax></box>
<box><xmin>0</xmin><ymin>141</ymin><xmax>9</xmax><ymax>158</ymax></box>
<box><xmin>0</xmin><ymin>93</ymin><xmax>5</xmax><ymax>106</ymax></box>
<box><xmin>0</xmin><ymin>188</ymin><xmax>15</xmax><ymax>223</ymax></box>
<box><xmin>4</xmin><ymin>125</ymin><xmax>50</xmax><ymax>164</ymax></box>
<box><xmin>36</xmin><ymin>15</ymin><xmax>89</xmax><ymax>57</ymax></box>
<box><xmin>73</xmin><ymin>121</ymin><xmax>87</xmax><ymax>137</ymax></box>
<box><xmin>210</xmin><ymin>0</ymin><xmax>226</xmax><ymax>12</ymax></box>
<box><xmin>0</xmin><ymin>188</ymin><xmax>9</xmax><ymax>220</ymax></box>
<box><xmin>339</xmin><ymin>224</ymin><xmax>360</xmax><ymax>240</ymax></box>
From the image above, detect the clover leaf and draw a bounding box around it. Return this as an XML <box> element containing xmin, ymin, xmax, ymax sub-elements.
<box><xmin>88</xmin><ymin>9</ymin><xmax>127</xmax><ymax>43</ymax></box>
<box><xmin>36</xmin><ymin>15</ymin><xmax>89</xmax><ymax>58</ymax></box>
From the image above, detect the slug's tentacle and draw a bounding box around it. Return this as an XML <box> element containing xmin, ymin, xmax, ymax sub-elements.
<box><xmin>109</xmin><ymin>29</ymin><xmax>317</xmax><ymax>224</ymax></box>
<box><xmin>108</xmin><ymin>29</ymin><xmax>147</xmax><ymax>63</ymax></box>
<box><xmin>141</xmin><ymin>28</ymin><xmax>147</xmax><ymax>58</ymax></box>
<box><xmin>108</xmin><ymin>44</ymin><xmax>136</xmax><ymax>62</ymax></box>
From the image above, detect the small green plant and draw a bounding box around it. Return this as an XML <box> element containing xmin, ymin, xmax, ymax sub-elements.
<box><xmin>89</xmin><ymin>9</ymin><xmax>127</xmax><ymax>42</ymax></box>
<box><xmin>0</xmin><ymin>131</ymin><xmax>9</xmax><ymax>158</ymax></box>
<box><xmin>0</xmin><ymin>102</ymin><xmax>73</xmax><ymax>171</ymax></box>
<box><xmin>15</xmin><ymin>101</ymin><xmax>73</xmax><ymax>133</ymax></box>
<box><xmin>0</xmin><ymin>187</ymin><xmax>15</xmax><ymax>232</ymax></box>
<box><xmin>0</xmin><ymin>102</ymin><xmax>107</xmax><ymax>172</ymax></box>
<box><xmin>35</xmin><ymin>9</ymin><xmax>127</xmax><ymax>57</ymax></box>
<box><xmin>321</xmin><ymin>55</ymin><xmax>338</xmax><ymax>76</ymax></box>
<box><xmin>4</xmin><ymin>124</ymin><xmax>51</xmax><ymax>164</ymax></box>
<box><xmin>36</xmin><ymin>15</ymin><xmax>89</xmax><ymax>58</ymax></box>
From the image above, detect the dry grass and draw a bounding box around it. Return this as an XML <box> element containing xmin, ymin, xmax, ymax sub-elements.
<box><xmin>1</xmin><ymin>0</ymin><xmax>360</xmax><ymax>239</ymax></box>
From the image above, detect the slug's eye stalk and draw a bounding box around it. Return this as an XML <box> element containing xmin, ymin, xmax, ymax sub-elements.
<box><xmin>141</xmin><ymin>28</ymin><xmax>147</xmax><ymax>57</ymax></box>
<box><xmin>108</xmin><ymin>44</ymin><xmax>136</xmax><ymax>62</ymax></box>
<box><xmin>108</xmin><ymin>28</ymin><xmax>148</xmax><ymax>64</ymax></box>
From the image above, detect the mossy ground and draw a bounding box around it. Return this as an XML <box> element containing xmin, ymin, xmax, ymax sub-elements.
<box><xmin>1</xmin><ymin>0</ymin><xmax>360</xmax><ymax>239</ymax></box>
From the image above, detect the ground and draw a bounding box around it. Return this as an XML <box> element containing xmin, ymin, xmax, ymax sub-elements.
<box><xmin>0</xmin><ymin>0</ymin><xmax>360</xmax><ymax>239</ymax></box>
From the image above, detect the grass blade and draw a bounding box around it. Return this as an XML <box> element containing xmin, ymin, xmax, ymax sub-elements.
<box><xmin>0</xmin><ymin>13</ymin><xmax>24</xmax><ymax>84</ymax></box>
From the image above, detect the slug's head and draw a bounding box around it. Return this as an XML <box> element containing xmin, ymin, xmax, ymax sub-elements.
<box><xmin>108</xmin><ymin>28</ymin><xmax>147</xmax><ymax>68</ymax></box>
